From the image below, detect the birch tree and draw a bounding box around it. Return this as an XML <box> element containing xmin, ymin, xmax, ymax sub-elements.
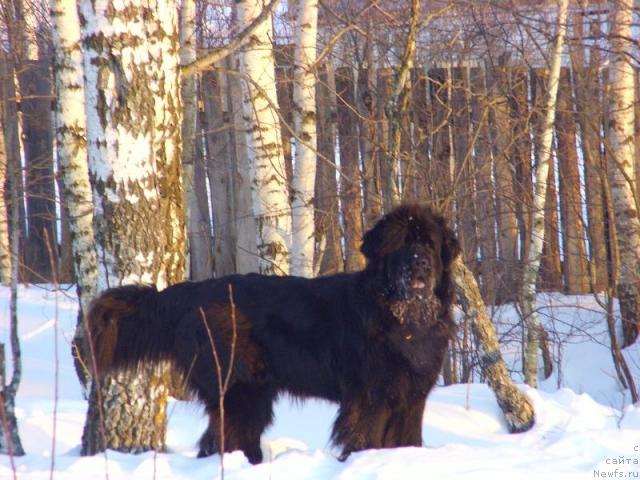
<box><xmin>237</xmin><ymin>0</ymin><xmax>291</xmax><ymax>275</ymax></box>
<box><xmin>0</xmin><ymin>108</ymin><xmax>24</xmax><ymax>456</ymax></box>
<box><xmin>608</xmin><ymin>0</ymin><xmax>640</xmax><ymax>347</ymax></box>
<box><xmin>453</xmin><ymin>259</ymin><xmax>535</xmax><ymax>433</ymax></box>
<box><xmin>520</xmin><ymin>0</ymin><xmax>569</xmax><ymax>387</ymax></box>
<box><xmin>290</xmin><ymin>0</ymin><xmax>318</xmax><ymax>277</ymax></box>
<box><xmin>79</xmin><ymin>0</ymin><xmax>186</xmax><ymax>454</ymax></box>
<box><xmin>0</xmin><ymin>112</ymin><xmax>9</xmax><ymax>284</ymax></box>
<box><xmin>51</xmin><ymin>0</ymin><xmax>97</xmax><ymax>391</ymax></box>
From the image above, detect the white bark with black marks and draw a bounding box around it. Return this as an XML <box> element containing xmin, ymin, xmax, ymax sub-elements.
<box><xmin>79</xmin><ymin>0</ymin><xmax>186</xmax><ymax>455</ymax></box>
<box><xmin>290</xmin><ymin>0</ymin><xmax>319</xmax><ymax>277</ymax></box>
<box><xmin>608</xmin><ymin>0</ymin><xmax>640</xmax><ymax>347</ymax></box>
<box><xmin>237</xmin><ymin>0</ymin><xmax>291</xmax><ymax>275</ymax></box>
<box><xmin>520</xmin><ymin>0</ymin><xmax>569</xmax><ymax>387</ymax></box>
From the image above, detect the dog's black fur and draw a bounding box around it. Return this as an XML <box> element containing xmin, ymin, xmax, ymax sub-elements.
<box><xmin>87</xmin><ymin>204</ymin><xmax>460</xmax><ymax>464</ymax></box>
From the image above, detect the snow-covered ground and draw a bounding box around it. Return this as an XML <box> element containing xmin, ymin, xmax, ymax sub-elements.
<box><xmin>0</xmin><ymin>285</ymin><xmax>638</xmax><ymax>479</ymax></box>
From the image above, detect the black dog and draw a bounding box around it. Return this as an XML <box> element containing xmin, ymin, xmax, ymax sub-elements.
<box><xmin>87</xmin><ymin>204</ymin><xmax>460</xmax><ymax>463</ymax></box>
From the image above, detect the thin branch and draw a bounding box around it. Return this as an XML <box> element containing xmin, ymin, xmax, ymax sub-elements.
<box><xmin>200</xmin><ymin>283</ymin><xmax>237</xmax><ymax>480</ymax></box>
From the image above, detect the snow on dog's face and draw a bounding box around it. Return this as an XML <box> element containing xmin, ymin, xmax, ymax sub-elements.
<box><xmin>360</xmin><ymin>205</ymin><xmax>460</xmax><ymax>320</ymax></box>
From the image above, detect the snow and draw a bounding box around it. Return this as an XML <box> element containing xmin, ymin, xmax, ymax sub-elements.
<box><xmin>0</xmin><ymin>285</ymin><xmax>638</xmax><ymax>479</ymax></box>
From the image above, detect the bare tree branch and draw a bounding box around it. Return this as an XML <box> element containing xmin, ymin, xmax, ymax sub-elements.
<box><xmin>181</xmin><ymin>0</ymin><xmax>280</xmax><ymax>78</ymax></box>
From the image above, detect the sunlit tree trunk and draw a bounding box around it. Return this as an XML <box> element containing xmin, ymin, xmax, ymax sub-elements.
<box><xmin>0</xmin><ymin>103</ymin><xmax>25</xmax><ymax>456</ymax></box>
<box><xmin>0</xmin><ymin>112</ymin><xmax>10</xmax><ymax>285</ymax></box>
<box><xmin>608</xmin><ymin>0</ymin><xmax>640</xmax><ymax>346</ymax></box>
<box><xmin>290</xmin><ymin>0</ymin><xmax>318</xmax><ymax>277</ymax></box>
<box><xmin>237</xmin><ymin>0</ymin><xmax>291</xmax><ymax>275</ymax></box>
<box><xmin>571</xmin><ymin>16</ymin><xmax>609</xmax><ymax>293</ymax></box>
<box><xmin>453</xmin><ymin>259</ymin><xmax>535</xmax><ymax>433</ymax></box>
<box><xmin>521</xmin><ymin>0</ymin><xmax>569</xmax><ymax>387</ymax></box>
<box><xmin>51</xmin><ymin>0</ymin><xmax>98</xmax><ymax>392</ymax></box>
<box><xmin>79</xmin><ymin>0</ymin><xmax>186</xmax><ymax>454</ymax></box>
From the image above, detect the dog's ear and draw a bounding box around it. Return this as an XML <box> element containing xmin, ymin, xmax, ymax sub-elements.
<box><xmin>360</xmin><ymin>216</ymin><xmax>387</xmax><ymax>260</ymax></box>
<box><xmin>440</xmin><ymin>223</ymin><xmax>461</xmax><ymax>269</ymax></box>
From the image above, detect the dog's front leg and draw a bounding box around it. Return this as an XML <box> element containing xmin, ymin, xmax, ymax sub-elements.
<box><xmin>381</xmin><ymin>395</ymin><xmax>426</xmax><ymax>448</ymax></box>
<box><xmin>331</xmin><ymin>394</ymin><xmax>391</xmax><ymax>460</ymax></box>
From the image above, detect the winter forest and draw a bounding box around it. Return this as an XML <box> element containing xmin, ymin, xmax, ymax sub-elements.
<box><xmin>0</xmin><ymin>0</ymin><xmax>640</xmax><ymax>478</ymax></box>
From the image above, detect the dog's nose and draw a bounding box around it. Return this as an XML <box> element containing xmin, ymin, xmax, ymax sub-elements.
<box><xmin>412</xmin><ymin>255</ymin><xmax>429</xmax><ymax>270</ymax></box>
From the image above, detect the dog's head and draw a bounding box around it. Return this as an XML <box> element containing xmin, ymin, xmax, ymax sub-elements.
<box><xmin>361</xmin><ymin>204</ymin><xmax>460</xmax><ymax>305</ymax></box>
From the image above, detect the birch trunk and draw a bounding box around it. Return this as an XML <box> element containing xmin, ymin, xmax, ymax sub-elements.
<box><xmin>228</xmin><ymin>58</ymin><xmax>260</xmax><ymax>274</ymax></box>
<box><xmin>0</xmin><ymin>112</ymin><xmax>9</xmax><ymax>285</ymax></box>
<box><xmin>237</xmin><ymin>0</ymin><xmax>291</xmax><ymax>275</ymax></box>
<box><xmin>290</xmin><ymin>0</ymin><xmax>318</xmax><ymax>277</ymax></box>
<box><xmin>80</xmin><ymin>0</ymin><xmax>185</xmax><ymax>454</ymax></box>
<box><xmin>453</xmin><ymin>259</ymin><xmax>535</xmax><ymax>433</ymax></box>
<box><xmin>51</xmin><ymin>0</ymin><xmax>98</xmax><ymax>391</ymax></box>
<box><xmin>608</xmin><ymin>0</ymin><xmax>640</xmax><ymax>346</ymax></box>
<box><xmin>521</xmin><ymin>0</ymin><xmax>569</xmax><ymax>387</ymax></box>
<box><xmin>0</xmin><ymin>104</ymin><xmax>25</xmax><ymax>456</ymax></box>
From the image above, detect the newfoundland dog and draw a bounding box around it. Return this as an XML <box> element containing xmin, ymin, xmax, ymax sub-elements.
<box><xmin>87</xmin><ymin>204</ymin><xmax>460</xmax><ymax>463</ymax></box>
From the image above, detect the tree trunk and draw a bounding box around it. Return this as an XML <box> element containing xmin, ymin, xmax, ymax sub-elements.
<box><xmin>376</xmin><ymin>68</ymin><xmax>393</xmax><ymax>208</ymax></box>
<box><xmin>469</xmin><ymin>66</ymin><xmax>498</xmax><ymax>304</ymax></box>
<box><xmin>453</xmin><ymin>258</ymin><xmax>535</xmax><ymax>433</ymax></box>
<box><xmin>181</xmin><ymin>0</ymin><xmax>213</xmax><ymax>281</ymax></box>
<box><xmin>428</xmin><ymin>67</ymin><xmax>452</xmax><ymax>213</ymax></box>
<box><xmin>555</xmin><ymin>68</ymin><xmax>589</xmax><ymax>294</ymax></box>
<box><xmin>79</xmin><ymin>0</ymin><xmax>185</xmax><ymax>454</ymax></box>
<box><xmin>315</xmin><ymin>65</ymin><xmax>343</xmax><ymax>275</ymax></box>
<box><xmin>202</xmin><ymin>69</ymin><xmax>236</xmax><ymax>277</ymax></box>
<box><xmin>607</xmin><ymin>0</ymin><xmax>640</xmax><ymax>346</ymax></box>
<box><xmin>290</xmin><ymin>0</ymin><xmax>318</xmax><ymax>277</ymax></box>
<box><xmin>451</xmin><ymin>66</ymin><xmax>476</xmax><ymax>271</ymax></box>
<box><xmin>227</xmin><ymin>58</ymin><xmax>259</xmax><ymax>274</ymax></box>
<box><xmin>385</xmin><ymin>0</ymin><xmax>419</xmax><ymax>209</ymax></box>
<box><xmin>358</xmin><ymin>66</ymin><xmax>381</xmax><ymax>227</ymax></box>
<box><xmin>411</xmin><ymin>68</ymin><xmax>432</xmax><ymax>203</ymax></box>
<box><xmin>51</xmin><ymin>0</ymin><xmax>99</xmax><ymax>392</ymax></box>
<box><xmin>335</xmin><ymin>66</ymin><xmax>365</xmax><ymax>271</ymax></box>
<box><xmin>20</xmin><ymin>58</ymin><xmax>58</xmax><ymax>282</ymax></box>
<box><xmin>274</xmin><ymin>51</ymin><xmax>293</xmax><ymax>184</ymax></box>
<box><xmin>0</xmin><ymin>98</ymin><xmax>25</xmax><ymax>455</ymax></box>
<box><xmin>571</xmin><ymin>17</ymin><xmax>609</xmax><ymax>293</ymax></box>
<box><xmin>237</xmin><ymin>0</ymin><xmax>291</xmax><ymax>275</ymax></box>
<box><xmin>521</xmin><ymin>0</ymin><xmax>569</xmax><ymax>387</ymax></box>
<box><xmin>488</xmin><ymin>66</ymin><xmax>519</xmax><ymax>303</ymax></box>
<box><xmin>0</xmin><ymin>111</ymin><xmax>10</xmax><ymax>285</ymax></box>
<box><xmin>509</xmin><ymin>66</ymin><xmax>533</xmax><ymax>280</ymax></box>
<box><xmin>0</xmin><ymin>59</ymin><xmax>26</xmax><ymax>283</ymax></box>
<box><xmin>532</xmin><ymin>68</ymin><xmax>563</xmax><ymax>291</ymax></box>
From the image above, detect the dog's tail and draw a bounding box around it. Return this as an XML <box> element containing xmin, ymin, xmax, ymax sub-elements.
<box><xmin>85</xmin><ymin>284</ymin><xmax>177</xmax><ymax>377</ymax></box>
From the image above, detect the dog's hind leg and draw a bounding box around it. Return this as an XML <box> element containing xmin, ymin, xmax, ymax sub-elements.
<box><xmin>197</xmin><ymin>383</ymin><xmax>276</xmax><ymax>465</ymax></box>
